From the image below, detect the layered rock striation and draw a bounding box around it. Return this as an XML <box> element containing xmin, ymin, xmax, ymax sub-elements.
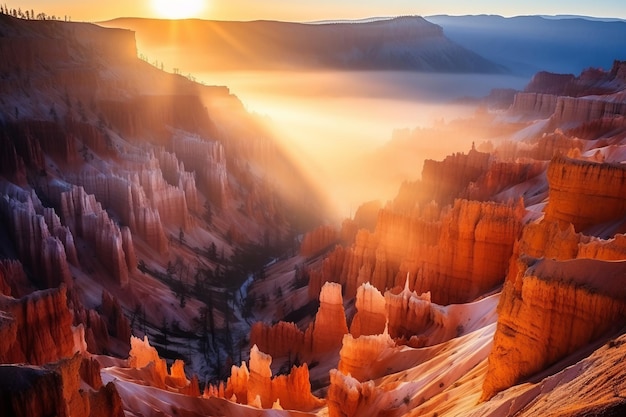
<box><xmin>250</xmin><ymin>282</ymin><xmax>348</xmax><ymax>359</ymax></box>
<box><xmin>482</xmin><ymin>256</ymin><xmax>626</xmax><ymax>401</ymax></box>
<box><xmin>0</xmin><ymin>286</ymin><xmax>77</xmax><ymax>365</ymax></box>
<box><xmin>310</xmin><ymin>199</ymin><xmax>523</xmax><ymax>305</ymax></box>
<box><xmin>544</xmin><ymin>155</ymin><xmax>626</xmax><ymax>231</ymax></box>
<box><xmin>207</xmin><ymin>344</ymin><xmax>323</xmax><ymax>411</ymax></box>
<box><xmin>61</xmin><ymin>186</ymin><xmax>134</xmax><ymax>287</ymax></box>
<box><xmin>0</xmin><ymin>185</ymin><xmax>73</xmax><ymax>288</ymax></box>
<box><xmin>300</xmin><ymin>225</ymin><xmax>338</xmax><ymax>257</ymax></box>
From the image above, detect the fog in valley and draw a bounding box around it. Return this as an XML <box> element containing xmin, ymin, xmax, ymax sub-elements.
<box><xmin>196</xmin><ymin>70</ymin><xmax>528</xmax><ymax>217</ymax></box>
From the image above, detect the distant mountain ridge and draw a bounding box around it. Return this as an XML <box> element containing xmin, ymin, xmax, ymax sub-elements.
<box><xmin>101</xmin><ymin>16</ymin><xmax>504</xmax><ymax>73</ymax></box>
<box><xmin>426</xmin><ymin>14</ymin><xmax>626</xmax><ymax>76</ymax></box>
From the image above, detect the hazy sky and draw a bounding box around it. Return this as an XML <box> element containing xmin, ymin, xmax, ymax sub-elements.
<box><xmin>4</xmin><ymin>0</ymin><xmax>626</xmax><ymax>22</ymax></box>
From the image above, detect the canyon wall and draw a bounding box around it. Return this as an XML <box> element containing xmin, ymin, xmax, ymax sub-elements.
<box><xmin>0</xmin><ymin>185</ymin><xmax>73</xmax><ymax>288</ymax></box>
<box><xmin>544</xmin><ymin>156</ymin><xmax>626</xmax><ymax>231</ymax></box>
<box><xmin>0</xmin><ymin>287</ymin><xmax>77</xmax><ymax>365</ymax></box>
<box><xmin>0</xmin><ymin>354</ymin><xmax>124</xmax><ymax>417</ymax></box>
<box><xmin>482</xmin><ymin>257</ymin><xmax>626</xmax><ymax>400</ymax></box>
<box><xmin>61</xmin><ymin>186</ymin><xmax>134</xmax><ymax>287</ymax></box>
<box><xmin>207</xmin><ymin>345</ymin><xmax>324</xmax><ymax>411</ymax></box>
<box><xmin>250</xmin><ymin>282</ymin><xmax>348</xmax><ymax>359</ymax></box>
<box><xmin>310</xmin><ymin>199</ymin><xmax>523</xmax><ymax>305</ymax></box>
<box><xmin>300</xmin><ymin>225</ymin><xmax>338</xmax><ymax>257</ymax></box>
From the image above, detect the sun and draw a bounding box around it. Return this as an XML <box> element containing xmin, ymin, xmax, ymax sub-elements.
<box><xmin>152</xmin><ymin>0</ymin><xmax>207</xmax><ymax>19</ymax></box>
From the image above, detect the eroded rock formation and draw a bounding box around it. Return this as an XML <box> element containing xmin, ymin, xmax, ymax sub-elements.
<box><xmin>0</xmin><ymin>186</ymin><xmax>73</xmax><ymax>288</ymax></box>
<box><xmin>0</xmin><ymin>286</ymin><xmax>76</xmax><ymax>365</ymax></box>
<box><xmin>250</xmin><ymin>282</ymin><xmax>348</xmax><ymax>359</ymax></box>
<box><xmin>482</xmin><ymin>257</ymin><xmax>626</xmax><ymax>400</ymax></box>
<box><xmin>310</xmin><ymin>198</ymin><xmax>523</xmax><ymax>305</ymax></box>
<box><xmin>0</xmin><ymin>354</ymin><xmax>124</xmax><ymax>417</ymax></box>
<box><xmin>544</xmin><ymin>156</ymin><xmax>626</xmax><ymax>231</ymax></box>
<box><xmin>300</xmin><ymin>225</ymin><xmax>338</xmax><ymax>257</ymax></box>
<box><xmin>61</xmin><ymin>186</ymin><xmax>134</xmax><ymax>286</ymax></box>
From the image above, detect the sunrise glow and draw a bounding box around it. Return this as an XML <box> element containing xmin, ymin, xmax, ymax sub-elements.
<box><xmin>152</xmin><ymin>0</ymin><xmax>207</xmax><ymax>19</ymax></box>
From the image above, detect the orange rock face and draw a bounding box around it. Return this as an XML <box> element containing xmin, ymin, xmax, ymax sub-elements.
<box><xmin>482</xmin><ymin>257</ymin><xmax>626</xmax><ymax>401</ymax></box>
<box><xmin>310</xmin><ymin>198</ymin><xmax>523</xmax><ymax>305</ymax></box>
<box><xmin>209</xmin><ymin>345</ymin><xmax>324</xmax><ymax>411</ymax></box>
<box><xmin>338</xmin><ymin>330</ymin><xmax>395</xmax><ymax>382</ymax></box>
<box><xmin>300</xmin><ymin>224</ymin><xmax>338</xmax><ymax>257</ymax></box>
<box><xmin>327</xmin><ymin>369</ymin><xmax>381</xmax><ymax>417</ymax></box>
<box><xmin>312</xmin><ymin>282</ymin><xmax>349</xmax><ymax>352</ymax></box>
<box><xmin>0</xmin><ymin>287</ymin><xmax>77</xmax><ymax>365</ymax></box>
<box><xmin>349</xmin><ymin>283</ymin><xmax>387</xmax><ymax>337</ymax></box>
<box><xmin>250</xmin><ymin>282</ymin><xmax>348</xmax><ymax>359</ymax></box>
<box><xmin>0</xmin><ymin>354</ymin><xmax>124</xmax><ymax>417</ymax></box>
<box><xmin>0</xmin><ymin>259</ymin><xmax>29</xmax><ymax>297</ymax></box>
<box><xmin>544</xmin><ymin>156</ymin><xmax>626</xmax><ymax>231</ymax></box>
<box><xmin>393</xmin><ymin>148</ymin><xmax>491</xmax><ymax>211</ymax></box>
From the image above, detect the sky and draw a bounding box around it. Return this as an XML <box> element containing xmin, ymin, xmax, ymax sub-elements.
<box><xmin>4</xmin><ymin>0</ymin><xmax>626</xmax><ymax>22</ymax></box>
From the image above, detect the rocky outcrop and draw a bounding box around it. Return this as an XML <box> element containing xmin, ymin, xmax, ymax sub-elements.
<box><xmin>250</xmin><ymin>282</ymin><xmax>348</xmax><ymax>359</ymax></box>
<box><xmin>208</xmin><ymin>345</ymin><xmax>323</xmax><ymax>411</ymax></box>
<box><xmin>126</xmin><ymin>335</ymin><xmax>199</xmax><ymax>395</ymax></box>
<box><xmin>349</xmin><ymin>283</ymin><xmax>387</xmax><ymax>338</ymax></box>
<box><xmin>464</xmin><ymin>159</ymin><xmax>547</xmax><ymax>202</ymax></box>
<box><xmin>0</xmin><ymin>259</ymin><xmax>29</xmax><ymax>297</ymax></box>
<box><xmin>61</xmin><ymin>186</ymin><xmax>134</xmax><ymax>287</ymax></box>
<box><xmin>524</xmin><ymin>71</ymin><xmax>576</xmax><ymax>95</ymax></box>
<box><xmin>249</xmin><ymin>321</ymin><xmax>308</xmax><ymax>359</ymax></box>
<box><xmin>100</xmin><ymin>292</ymin><xmax>131</xmax><ymax>350</ymax></box>
<box><xmin>0</xmin><ymin>187</ymin><xmax>73</xmax><ymax>288</ymax></box>
<box><xmin>0</xmin><ymin>287</ymin><xmax>76</xmax><ymax>365</ymax></box>
<box><xmin>338</xmin><ymin>330</ymin><xmax>395</xmax><ymax>382</ymax></box>
<box><xmin>137</xmin><ymin>168</ymin><xmax>190</xmax><ymax>229</ymax></box>
<box><xmin>509</xmin><ymin>92</ymin><xmax>559</xmax><ymax>118</ymax></box>
<box><xmin>544</xmin><ymin>156</ymin><xmax>626</xmax><ymax>231</ymax></box>
<box><xmin>0</xmin><ymin>354</ymin><xmax>124</xmax><ymax>417</ymax></box>
<box><xmin>481</xmin><ymin>257</ymin><xmax>626</xmax><ymax>401</ymax></box>
<box><xmin>300</xmin><ymin>224</ymin><xmax>338</xmax><ymax>257</ymax></box>
<box><xmin>404</xmin><ymin>148</ymin><xmax>491</xmax><ymax>208</ymax></box>
<box><xmin>71</xmin><ymin>167</ymin><xmax>168</xmax><ymax>253</ymax></box>
<box><xmin>551</xmin><ymin>95</ymin><xmax>626</xmax><ymax>127</ymax></box>
<box><xmin>128</xmin><ymin>335</ymin><xmax>168</xmax><ymax>387</ymax></box>
<box><xmin>155</xmin><ymin>148</ymin><xmax>201</xmax><ymax>212</ymax></box>
<box><xmin>310</xmin><ymin>199</ymin><xmax>523</xmax><ymax>305</ymax></box>
<box><xmin>312</xmin><ymin>282</ymin><xmax>349</xmax><ymax>352</ymax></box>
<box><xmin>172</xmin><ymin>133</ymin><xmax>227</xmax><ymax>206</ymax></box>
<box><xmin>565</xmin><ymin>115</ymin><xmax>626</xmax><ymax>140</ymax></box>
<box><xmin>327</xmin><ymin>369</ymin><xmax>382</xmax><ymax>417</ymax></box>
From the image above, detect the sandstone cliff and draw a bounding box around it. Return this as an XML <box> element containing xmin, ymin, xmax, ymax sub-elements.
<box><xmin>0</xmin><ymin>354</ymin><xmax>124</xmax><ymax>417</ymax></box>
<box><xmin>482</xmin><ymin>257</ymin><xmax>626</xmax><ymax>400</ymax></box>
<box><xmin>310</xmin><ymin>199</ymin><xmax>523</xmax><ymax>305</ymax></box>
<box><xmin>61</xmin><ymin>186</ymin><xmax>134</xmax><ymax>287</ymax></box>
<box><xmin>544</xmin><ymin>156</ymin><xmax>626</xmax><ymax>231</ymax></box>
<box><xmin>393</xmin><ymin>148</ymin><xmax>491</xmax><ymax>210</ymax></box>
<box><xmin>300</xmin><ymin>225</ymin><xmax>338</xmax><ymax>257</ymax></box>
<box><xmin>233</xmin><ymin>345</ymin><xmax>323</xmax><ymax>411</ymax></box>
<box><xmin>0</xmin><ymin>286</ymin><xmax>77</xmax><ymax>365</ymax></box>
<box><xmin>250</xmin><ymin>282</ymin><xmax>348</xmax><ymax>360</ymax></box>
